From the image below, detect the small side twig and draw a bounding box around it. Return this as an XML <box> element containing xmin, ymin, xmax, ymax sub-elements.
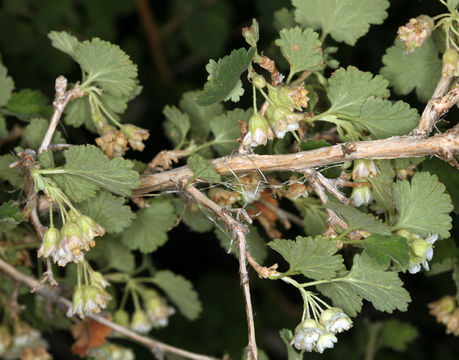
<box><xmin>0</xmin><ymin>258</ymin><xmax>218</xmax><ymax>360</ymax></box>
<box><xmin>183</xmin><ymin>184</ymin><xmax>258</xmax><ymax>360</ymax></box>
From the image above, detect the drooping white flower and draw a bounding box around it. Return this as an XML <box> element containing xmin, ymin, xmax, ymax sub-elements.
<box><xmin>350</xmin><ymin>186</ymin><xmax>372</xmax><ymax>207</ymax></box>
<box><xmin>320</xmin><ymin>307</ymin><xmax>353</xmax><ymax>334</ymax></box>
<box><xmin>316</xmin><ymin>332</ymin><xmax>338</xmax><ymax>353</ymax></box>
<box><xmin>130</xmin><ymin>310</ymin><xmax>152</xmax><ymax>334</ymax></box>
<box><xmin>291</xmin><ymin>319</ymin><xmax>323</xmax><ymax>352</ymax></box>
<box><xmin>409</xmin><ymin>233</ymin><xmax>438</xmax><ymax>274</ymax></box>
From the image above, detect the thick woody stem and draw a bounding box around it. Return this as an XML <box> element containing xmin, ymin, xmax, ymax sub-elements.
<box><xmin>0</xmin><ymin>258</ymin><xmax>218</xmax><ymax>360</ymax></box>
<box><xmin>183</xmin><ymin>184</ymin><xmax>258</xmax><ymax>360</ymax></box>
<box><xmin>135</xmin><ymin>131</ymin><xmax>459</xmax><ymax>194</ymax></box>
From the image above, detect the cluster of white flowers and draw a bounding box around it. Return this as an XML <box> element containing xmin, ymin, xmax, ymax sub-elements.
<box><xmin>38</xmin><ymin>210</ymin><xmax>105</xmax><ymax>267</ymax></box>
<box><xmin>292</xmin><ymin>308</ymin><xmax>352</xmax><ymax>353</ymax></box>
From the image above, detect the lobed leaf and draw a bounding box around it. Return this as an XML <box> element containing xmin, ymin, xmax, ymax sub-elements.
<box><xmin>275</xmin><ymin>27</ymin><xmax>325</xmax><ymax>79</ymax></box>
<box><xmin>362</xmin><ymin>234</ymin><xmax>410</xmax><ymax>268</ymax></box>
<box><xmin>152</xmin><ymin>270</ymin><xmax>202</xmax><ymax>321</ymax></box>
<box><xmin>121</xmin><ymin>199</ymin><xmax>176</xmax><ymax>253</ymax></box>
<box><xmin>187</xmin><ymin>154</ymin><xmax>221</xmax><ymax>183</ymax></box>
<box><xmin>196</xmin><ymin>47</ymin><xmax>255</xmax><ymax>106</ymax></box>
<box><xmin>0</xmin><ymin>200</ymin><xmax>24</xmax><ymax>233</ymax></box>
<box><xmin>393</xmin><ymin>172</ymin><xmax>453</xmax><ymax>238</ymax></box>
<box><xmin>50</xmin><ymin>145</ymin><xmax>140</xmax><ymax>202</ymax></box>
<box><xmin>24</xmin><ymin>118</ymin><xmax>65</xmax><ymax>149</ymax></box>
<box><xmin>210</xmin><ymin>108</ymin><xmax>251</xmax><ymax>155</ymax></box>
<box><xmin>0</xmin><ymin>59</ymin><xmax>14</xmax><ymax>107</ymax></box>
<box><xmin>7</xmin><ymin>89</ymin><xmax>52</xmax><ymax>121</ymax></box>
<box><xmin>162</xmin><ymin>105</ymin><xmax>190</xmax><ymax>148</ymax></box>
<box><xmin>293</xmin><ymin>0</ymin><xmax>389</xmax><ymax>45</ymax></box>
<box><xmin>381</xmin><ymin>37</ymin><xmax>441</xmax><ymax>102</ymax></box>
<box><xmin>268</xmin><ymin>236</ymin><xmax>344</xmax><ymax>280</ymax></box>
<box><xmin>48</xmin><ymin>31</ymin><xmax>79</xmax><ymax>58</ymax></box>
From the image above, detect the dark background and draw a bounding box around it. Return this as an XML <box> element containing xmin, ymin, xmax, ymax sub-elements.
<box><xmin>1</xmin><ymin>0</ymin><xmax>458</xmax><ymax>359</ymax></box>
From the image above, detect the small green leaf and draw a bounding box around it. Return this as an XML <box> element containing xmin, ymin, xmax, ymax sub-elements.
<box><xmin>326</xmin><ymin>198</ymin><xmax>391</xmax><ymax>235</ymax></box>
<box><xmin>64</xmin><ymin>97</ymin><xmax>91</xmax><ymax>128</ymax></box>
<box><xmin>327</xmin><ymin>66</ymin><xmax>389</xmax><ymax>117</ymax></box>
<box><xmin>275</xmin><ymin>27</ymin><xmax>324</xmax><ymax>79</ymax></box>
<box><xmin>268</xmin><ymin>236</ymin><xmax>344</xmax><ymax>280</ymax></box>
<box><xmin>0</xmin><ymin>200</ymin><xmax>24</xmax><ymax>233</ymax></box>
<box><xmin>75</xmin><ymin>38</ymin><xmax>138</xmax><ymax>97</ymax></box>
<box><xmin>187</xmin><ymin>154</ymin><xmax>221</xmax><ymax>183</ymax></box>
<box><xmin>353</xmin><ymin>98</ymin><xmax>419</xmax><ymax>139</ymax></box>
<box><xmin>380</xmin><ymin>319</ymin><xmax>418</xmax><ymax>351</ymax></box>
<box><xmin>152</xmin><ymin>270</ymin><xmax>202</xmax><ymax>321</ymax></box>
<box><xmin>7</xmin><ymin>89</ymin><xmax>52</xmax><ymax>121</ymax></box>
<box><xmin>196</xmin><ymin>47</ymin><xmax>255</xmax><ymax>106</ymax></box>
<box><xmin>50</xmin><ymin>145</ymin><xmax>140</xmax><ymax>202</ymax></box>
<box><xmin>38</xmin><ymin>150</ymin><xmax>54</xmax><ymax>169</ymax></box>
<box><xmin>381</xmin><ymin>37</ymin><xmax>441</xmax><ymax>102</ymax></box>
<box><xmin>0</xmin><ymin>59</ymin><xmax>14</xmax><ymax>107</ymax></box>
<box><xmin>369</xmin><ymin>160</ymin><xmax>395</xmax><ymax>212</ymax></box>
<box><xmin>179</xmin><ymin>90</ymin><xmax>224</xmax><ymax>138</ymax></box>
<box><xmin>293</xmin><ymin>0</ymin><xmax>389</xmax><ymax>45</ymax></box>
<box><xmin>273</xmin><ymin>8</ymin><xmax>297</xmax><ymax>32</ymax></box>
<box><xmin>393</xmin><ymin>172</ymin><xmax>453</xmax><ymax>238</ymax></box>
<box><xmin>121</xmin><ymin>199</ymin><xmax>177</xmax><ymax>253</ymax></box>
<box><xmin>163</xmin><ymin>105</ymin><xmax>190</xmax><ymax>148</ymax></box>
<box><xmin>294</xmin><ymin>198</ymin><xmax>328</xmax><ymax>236</ymax></box>
<box><xmin>362</xmin><ymin>234</ymin><xmax>410</xmax><ymax>268</ymax></box>
<box><xmin>86</xmin><ymin>235</ymin><xmax>135</xmax><ymax>273</ymax></box>
<box><xmin>210</xmin><ymin>108</ymin><xmax>251</xmax><ymax>155</ymax></box>
<box><xmin>76</xmin><ymin>190</ymin><xmax>135</xmax><ymax>233</ymax></box>
<box><xmin>48</xmin><ymin>31</ymin><xmax>79</xmax><ymax>58</ymax></box>
<box><xmin>0</xmin><ymin>117</ymin><xmax>7</xmax><ymax>140</ymax></box>
<box><xmin>279</xmin><ymin>329</ymin><xmax>302</xmax><ymax>360</ymax></box>
<box><xmin>216</xmin><ymin>225</ymin><xmax>268</xmax><ymax>264</ymax></box>
<box><xmin>24</xmin><ymin>118</ymin><xmax>65</xmax><ymax>149</ymax></box>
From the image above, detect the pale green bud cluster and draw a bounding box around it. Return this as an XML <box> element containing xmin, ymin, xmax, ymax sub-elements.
<box><xmin>292</xmin><ymin>307</ymin><xmax>352</xmax><ymax>353</ymax></box>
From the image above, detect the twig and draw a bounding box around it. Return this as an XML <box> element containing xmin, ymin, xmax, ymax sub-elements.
<box><xmin>0</xmin><ymin>258</ymin><xmax>218</xmax><ymax>360</ymax></box>
<box><xmin>183</xmin><ymin>184</ymin><xmax>258</xmax><ymax>360</ymax></box>
<box><xmin>38</xmin><ymin>76</ymin><xmax>82</xmax><ymax>154</ymax></box>
<box><xmin>134</xmin><ymin>0</ymin><xmax>172</xmax><ymax>86</ymax></box>
<box><xmin>135</xmin><ymin>131</ymin><xmax>459</xmax><ymax>194</ymax></box>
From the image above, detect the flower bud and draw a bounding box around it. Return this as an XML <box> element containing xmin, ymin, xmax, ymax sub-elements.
<box><xmin>37</xmin><ymin>227</ymin><xmax>60</xmax><ymax>258</ymax></box>
<box><xmin>143</xmin><ymin>290</ymin><xmax>175</xmax><ymax>328</ymax></box>
<box><xmin>428</xmin><ymin>296</ymin><xmax>456</xmax><ymax>325</ymax></box>
<box><xmin>121</xmin><ymin>124</ymin><xmax>150</xmax><ymax>152</ymax></box>
<box><xmin>61</xmin><ymin>222</ymin><xmax>83</xmax><ymax>255</ymax></box>
<box><xmin>319</xmin><ymin>308</ymin><xmax>353</xmax><ymax>334</ymax></box>
<box><xmin>398</xmin><ymin>15</ymin><xmax>434</xmax><ymax>53</ymax></box>
<box><xmin>352</xmin><ymin>159</ymin><xmax>378</xmax><ymax>180</ymax></box>
<box><xmin>442</xmin><ymin>49</ymin><xmax>459</xmax><ymax>77</ymax></box>
<box><xmin>252</xmin><ymin>75</ymin><xmax>266</xmax><ymax>89</ymax></box>
<box><xmin>242</xmin><ymin>113</ymin><xmax>273</xmax><ymax>147</ymax></box>
<box><xmin>75</xmin><ymin>214</ymin><xmax>105</xmax><ymax>250</ymax></box>
<box><xmin>113</xmin><ymin>309</ymin><xmax>130</xmax><ymax>327</ymax></box>
<box><xmin>67</xmin><ymin>286</ymin><xmax>85</xmax><ymax>318</ymax></box>
<box><xmin>242</xmin><ymin>21</ymin><xmax>259</xmax><ymax>47</ymax></box>
<box><xmin>130</xmin><ymin>310</ymin><xmax>152</xmax><ymax>334</ymax></box>
<box><xmin>350</xmin><ymin>185</ymin><xmax>372</xmax><ymax>207</ymax></box>
<box><xmin>90</xmin><ymin>270</ymin><xmax>110</xmax><ymax>289</ymax></box>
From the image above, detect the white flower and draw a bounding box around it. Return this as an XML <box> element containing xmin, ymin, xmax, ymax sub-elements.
<box><xmin>316</xmin><ymin>332</ymin><xmax>338</xmax><ymax>353</ymax></box>
<box><xmin>350</xmin><ymin>186</ymin><xmax>372</xmax><ymax>207</ymax></box>
<box><xmin>320</xmin><ymin>308</ymin><xmax>353</xmax><ymax>333</ymax></box>
<box><xmin>408</xmin><ymin>262</ymin><xmax>422</xmax><ymax>274</ymax></box>
<box><xmin>291</xmin><ymin>319</ymin><xmax>323</xmax><ymax>352</ymax></box>
<box><xmin>131</xmin><ymin>310</ymin><xmax>152</xmax><ymax>334</ymax></box>
<box><xmin>408</xmin><ymin>233</ymin><xmax>438</xmax><ymax>274</ymax></box>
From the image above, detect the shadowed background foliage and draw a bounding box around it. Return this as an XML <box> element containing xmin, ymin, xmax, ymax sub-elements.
<box><xmin>1</xmin><ymin>0</ymin><xmax>458</xmax><ymax>359</ymax></box>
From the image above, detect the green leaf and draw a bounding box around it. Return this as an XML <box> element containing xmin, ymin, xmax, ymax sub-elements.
<box><xmin>152</xmin><ymin>270</ymin><xmax>202</xmax><ymax>321</ymax></box>
<box><xmin>64</xmin><ymin>97</ymin><xmax>91</xmax><ymax>128</ymax></box>
<box><xmin>326</xmin><ymin>197</ymin><xmax>391</xmax><ymax>235</ymax></box>
<box><xmin>0</xmin><ymin>200</ymin><xmax>24</xmax><ymax>233</ymax></box>
<box><xmin>196</xmin><ymin>47</ymin><xmax>255</xmax><ymax>106</ymax></box>
<box><xmin>7</xmin><ymin>89</ymin><xmax>52</xmax><ymax>121</ymax></box>
<box><xmin>121</xmin><ymin>199</ymin><xmax>177</xmax><ymax>253</ymax></box>
<box><xmin>23</xmin><ymin>118</ymin><xmax>65</xmax><ymax>149</ymax></box>
<box><xmin>76</xmin><ymin>190</ymin><xmax>135</xmax><ymax>234</ymax></box>
<box><xmin>275</xmin><ymin>27</ymin><xmax>325</xmax><ymax>79</ymax></box>
<box><xmin>163</xmin><ymin>105</ymin><xmax>190</xmax><ymax>148</ymax></box>
<box><xmin>0</xmin><ymin>59</ymin><xmax>14</xmax><ymax>107</ymax></box>
<box><xmin>38</xmin><ymin>150</ymin><xmax>54</xmax><ymax>169</ymax></box>
<box><xmin>316</xmin><ymin>274</ymin><xmax>363</xmax><ymax>316</ymax></box>
<box><xmin>216</xmin><ymin>225</ymin><xmax>268</xmax><ymax>264</ymax></box>
<box><xmin>279</xmin><ymin>329</ymin><xmax>302</xmax><ymax>360</ymax></box>
<box><xmin>380</xmin><ymin>319</ymin><xmax>418</xmax><ymax>351</ymax></box>
<box><xmin>0</xmin><ymin>117</ymin><xmax>7</xmax><ymax>140</ymax></box>
<box><xmin>273</xmin><ymin>8</ymin><xmax>297</xmax><ymax>32</ymax></box>
<box><xmin>48</xmin><ymin>31</ymin><xmax>79</xmax><ymax>58</ymax></box>
<box><xmin>75</xmin><ymin>38</ymin><xmax>137</xmax><ymax>97</ymax></box>
<box><xmin>50</xmin><ymin>145</ymin><xmax>140</xmax><ymax>202</ymax></box>
<box><xmin>86</xmin><ymin>235</ymin><xmax>135</xmax><ymax>273</ymax></box>
<box><xmin>362</xmin><ymin>234</ymin><xmax>410</xmax><ymax>268</ymax></box>
<box><xmin>268</xmin><ymin>236</ymin><xmax>344</xmax><ymax>280</ymax></box>
<box><xmin>369</xmin><ymin>160</ymin><xmax>395</xmax><ymax>212</ymax></box>
<box><xmin>320</xmin><ymin>253</ymin><xmax>410</xmax><ymax>314</ymax></box>
<box><xmin>187</xmin><ymin>154</ymin><xmax>221</xmax><ymax>183</ymax></box>
<box><xmin>423</xmin><ymin>157</ymin><xmax>459</xmax><ymax>213</ymax></box>
<box><xmin>352</xmin><ymin>98</ymin><xmax>419</xmax><ymax>139</ymax></box>
<box><xmin>381</xmin><ymin>37</ymin><xmax>441</xmax><ymax>102</ymax></box>
<box><xmin>293</xmin><ymin>0</ymin><xmax>389</xmax><ymax>45</ymax></box>
<box><xmin>0</xmin><ymin>154</ymin><xmax>23</xmax><ymax>187</ymax></box>
<box><xmin>299</xmin><ymin>139</ymin><xmax>330</xmax><ymax>151</ymax></box>
<box><xmin>179</xmin><ymin>90</ymin><xmax>224</xmax><ymax>138</ymax></box>
<box><xmin>392</xmin><ymin>172</ymin><xmax>453</xmax><ymax>238</ymax></box>
<box><xmin>327</xmin><ymin>66</ymin><xmax>390</xmax><ymax>117</ymax></box>
<box><xmin>210</xmin><ymin>108</ymin><xmax>251</xmax><ymax>155</ymax></box>
<box><xmin>447</xmin><ymin>0</ymin><xmax>459</xmax><ymax>10</ymax></box>
<box><xmin>294</xmin><ymin>198</ymin><xmax>328</xmax><ymax>236</ymax></box>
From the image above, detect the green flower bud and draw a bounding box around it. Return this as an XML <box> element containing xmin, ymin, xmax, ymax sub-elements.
<box><xmin>61</xmin><ymin>222</ymin><xmax>83</xmax><ymax>254</ymax></box>
<box><xmin>113</xmin><ymin>309</ymin><xmax>130</xmax><ymax>327</ymax></box>
<box><xmin>243</xmin><ymin>113</ymin><xmax>273</xmax><ymax>147</ymax></box>
<box><xmin>252</xmin><ymin>75</ymin><xmax>266</xmax><ymax>89</ymax></box>
<box><xmin>131</xmin><ymin>310</ymin><xmax>152</xmax><ymax>334</ymax></box>
<box><xmin>350</xmin><ymin>185</ymin><xmax>372</xmax><ymax>207</ymax></box>
<box><xmin>38</xmin><ymin>227</ymin><xmax>60</xmax><ymax>258</ymax></box>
